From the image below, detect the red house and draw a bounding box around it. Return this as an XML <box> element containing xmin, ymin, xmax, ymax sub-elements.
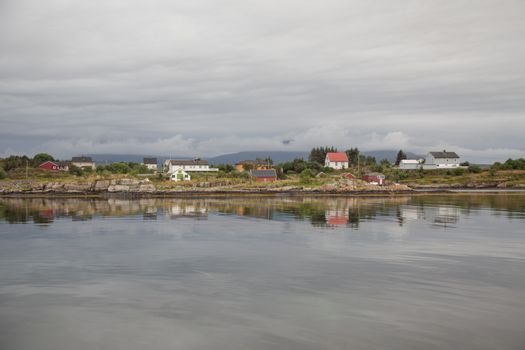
<box><xmin>250</xmin><ymin>169</ymin><xmax>278</xmax><ymax>182</ymax></box>
<box><xmin>38</xmin><ymin>161</ymin><xmax>69</xmax><ymax>171</ymax></box>
<box><xmin>362</xmin><ymin>172</ymin><xmax>385</xmax><ymax>185</ymax></box>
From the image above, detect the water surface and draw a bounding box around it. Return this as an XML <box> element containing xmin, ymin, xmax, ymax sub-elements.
<box><xmin>1</xmin><ymin>195</ymin><xmax>524</xmax><ymax>350</ymax></box>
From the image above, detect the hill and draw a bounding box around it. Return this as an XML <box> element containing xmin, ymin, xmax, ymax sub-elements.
<box><xmin>86</xmin><ymin>150</ymin><xmax>421</xmax><ymax>165</ymax></box>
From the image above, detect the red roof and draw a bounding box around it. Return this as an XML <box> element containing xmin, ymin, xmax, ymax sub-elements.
<box><xmin>326</xmin><ymin>152</ymin><xmax>348</xmax><ymax>162</ymax></box>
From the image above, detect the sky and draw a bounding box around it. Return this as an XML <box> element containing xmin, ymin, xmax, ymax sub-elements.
<box><xmin>1</xmin><ymin>0</ymin><xmax>524</xmax><ymax>163</ymax></box>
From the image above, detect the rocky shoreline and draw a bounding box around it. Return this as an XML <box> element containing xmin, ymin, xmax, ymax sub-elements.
<box><xmin>1</xmin><ymin>178</ymin><xmax>523</xmax><ymax>198</ymax></box>
<box><xmin>0</xmin><ymin>178</ymin><xmax>417</xmax><ymax>197</ymax></box>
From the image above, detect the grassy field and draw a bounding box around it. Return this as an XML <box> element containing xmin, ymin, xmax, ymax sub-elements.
<box><xmin>399</xmin><ymin>169</ymin><xmax>525</xmax><ymax>187</ymax></box>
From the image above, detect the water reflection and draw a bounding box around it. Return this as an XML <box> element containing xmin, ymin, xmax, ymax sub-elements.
<box><xmin>1</xmin><ymin>194</ymin><xmax>524</xmax><ymax>228</ymax></box>
<box><xmin>1</xmin><ymin>195</ymin><xmax>525</xmax><ymax>350</ymax></box>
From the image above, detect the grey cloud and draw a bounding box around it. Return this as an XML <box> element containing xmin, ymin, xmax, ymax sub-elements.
<box><xmin>0</xmin><ymin>0</ymin><xmax>524</xmax><ymax>162</ymax></box>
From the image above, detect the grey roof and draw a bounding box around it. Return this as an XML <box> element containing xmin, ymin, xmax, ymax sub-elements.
<box><xmin>143</xmin><ymin>157</ymin><xmax>157</xmax><ymax>164</ymax></box>
<box><xmin>250</xmin><ymin>169</ymin><xmax>277</xmax><ymax>178</ymax></box>
<box><xmin>71</xmin><ymin>156</ymin><xmax>93</xmax><ymax>163</ymax></box>
<box><xmin>429</xmin><ymin>151</ymin><xmax>459</xmax><ymax>159</ymax></box>
<box><xmin>169</xmin><ymin>159</ymin><xmax>208</xmax><ymax>166</ymax></box>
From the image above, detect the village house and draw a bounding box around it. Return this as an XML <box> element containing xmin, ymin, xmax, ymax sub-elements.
<box><xmin>38</xmin><ymin>161</ymin><xmax>70</xmax><ymax>171</ymax></box>
<box><xmin>142</xmin><ymin>157</ymin><xmax>158</xmax><ymax>172</ymax></box>
<box><xmin>424</xmin><ymin>151</ymin><xmax>460</xmax><ymax>169</ymax></box>
<box><xmin>163</xmin><ymin>159</ymin><xmax>219</xmax><ymax>174</ymax></box>
<box><xmin>362</xmin><ymin>172</ymin><xmax>385</xmax><ymax>185</ymax></box>
<box><xmin>71</xmin><ymin>156</ymin><xmax>96</xmax><ymax>170</ymax></box>
<box><xmin>250</xmin><ymin>169</ymin><xmax>278</xmax><ymax>182</ymax></box>
<box><xmin>325</xmin><ymin>152</ymin><xmax>349</xmax><ymax>170</ymax></box>
<box><xmin>399</xmin><ymin>159</ymin><xmax>422</xmax><ymax>170</ymax></box>
<box><xmin>235</xmin><ymin>159</ymin><xmax>272</xmax><ymax>172</ymax></box>
<box><xmin>170</xmin><ymin>169</ymin><xmax>191</xmax><ymax>182</ymax></box>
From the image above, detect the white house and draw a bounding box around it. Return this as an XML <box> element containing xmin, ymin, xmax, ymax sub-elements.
<box><xmin>71</xmin><ymin>156</ymin><xmax>96</xmax><ymax>170</ymax></box>
<box><xmin>170</xmin><ymin>169</ymin><xmax>191</xmax><ymax>182</ymax></box>
<box><xmin>325</xmin><ymin>152</ymin><xmax>349</xmax><ymax>170</ymax></box>
<box><xmin>399</xmin><ymin>159</ymin><xmax>422</xmax><ymax>170</ymax></box>
<box><xmin>163</xmin><ymin>159</ymin><xmax>219</xmax><ymax>174</ymax></box>
<box><xmin>142</xmin><ymin>158</ymin><xmax>158</xmax><ymax>172</ymax></box>
<box><xmin>425</xmin><ymin>151</ymin><xmax>460</xmax><ymax>169</ymax></box>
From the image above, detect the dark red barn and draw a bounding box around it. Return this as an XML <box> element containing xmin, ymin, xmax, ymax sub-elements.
<box><xmin>38</xmin><ymin>161</ymin><xmax>69</xmax><ymax>171</ymax></box>
<box><xmin>38</xmin><ymin>161</ymin><xmax>59</xmax><ymax>171</ymax></box>
<box><xmin>250</xmin><ymin>169</ymin><xmax>278</xmax><ymax>182</ymax></box>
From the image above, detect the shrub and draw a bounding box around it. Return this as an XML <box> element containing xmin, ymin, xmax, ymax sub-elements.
<box><xmin>468</xmin><ymin>165</ymin><xmax>482</xmax><ymax>173</ymax></box>
<box><xmin>452</xmin><ymin>168</ymin><xmax>466</xmax><ymax>176</ymax></box>
<box><xmin>68</xmin><ymin>165</ymin><xmax>83</xmax><ymax>176</ymax></box>
<box><xmin>300</xmin><ymin>169</ymin><xmax>315</xmax><ymax>183</ymax></box>
<box><xmin>0</xmin><ymin>167</ymin><xmax>6</xmax><ymax>179</ymax></box>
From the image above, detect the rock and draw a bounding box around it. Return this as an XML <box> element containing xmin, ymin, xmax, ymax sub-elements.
<box><xmin>63</xmin><ymin>183</ymin><xmax>92</xmax><ymax>192</ymax></box>
<box><xmin>119</xmin><ymin>178</ymin><xmax>140</xmax><ymax>186</ymax></box>
<box><xmin>138</xmin><ymin>184</ymin><xmax>155</xmax><ymax>192</ymax></box>
<box><xmin>94</xmin><ymin>180</ymin><xmax>110</xmax><ymax>191</ymax></box>
<box><xmin>108</xmin><ymin>185</ymin><xmax>130</xmax><ymax>192</ymax></box>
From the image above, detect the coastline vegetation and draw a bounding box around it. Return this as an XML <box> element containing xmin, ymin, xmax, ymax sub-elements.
<box><xmin>1</xmin><ymin>151</ymin><xmax>524</xmax><ymax>192</ymax></box>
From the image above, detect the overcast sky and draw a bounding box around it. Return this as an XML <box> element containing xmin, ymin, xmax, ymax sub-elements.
<box><xmin>1</xmin><ymin>0</ymin><xmax>524</xmax><ymax>162</ymax></box>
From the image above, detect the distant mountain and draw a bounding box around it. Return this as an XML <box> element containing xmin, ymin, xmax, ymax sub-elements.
<box><xmin>87</xmin><ymin>150</ymin><xmax>422</xmax><ymax>165</ymax></box>
<box><xmin>361</xmin><ymin>150</ymin><xmax>422</xmax><ymax>163</ymax></box>
<box><xmin>87</xmin><ymin>154</ymin><xmax>187</xmax><ymax>165</ymax></box>
<box><xmin>207</xmin><ymin>151</ymin><xmax>309</xmax><ymax>165</ymax></box>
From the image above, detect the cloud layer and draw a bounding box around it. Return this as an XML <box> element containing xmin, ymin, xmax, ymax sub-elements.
<box><xmin>1</xmin><ymin>0</ymin><xmax>524</xmax><ymax>162</ymax></box>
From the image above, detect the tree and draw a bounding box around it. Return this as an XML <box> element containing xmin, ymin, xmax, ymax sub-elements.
<box><xmin>2</xmin><ymin>155</ymin><xmax>31</xmax><ymax>171</ymax></box>
<box><xmin>0</xmin><ymin>167</ymin><xmax>6</xmax><ymax>179</ymax></box>
<box><xmin>32</xmin><ymin>153</ymin><xmax>55</xmax><ymax>167</ymax></box>
<box><xmin>309</xmin><ymin>146</ymin><xmax>337</xmax><ymax>165</ymax></box>
<box><xmin>394</xmin><ymin>150</ymin><xmax>407</xmax><ymax>166</ymax></box>
<box><xmin>345</xmin><ymin>148</ymin><xmax>360</xmax><ymax>167</ymax></box>
<box><xmin>378</xmin><ymin>158</ymin><xmax>391</xmax><ymax>172</ymax></box>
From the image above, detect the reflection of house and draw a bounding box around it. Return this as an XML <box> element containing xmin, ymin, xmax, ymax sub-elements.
<box><xmin>423</xmin><ymin>206</ymin><xmax>460</xmax><ymax>227</ymax></box>
<box><xmin>38</xmin><ymin>161</ymin><xmax>69</xmax><ymax>171</ymax></box>
<box><xmin>142</xmin><ymin>158</ymin><xmax>158</xmax><ymax>172</ymax></box>
<box><xmin>143</xmin><ymin>207</ymin><xmax>158</xmax><ymax>220</ymax></box>
<box><xmin>250</xmin><ymin>169</ymin><xmax>278</xmax><ymax>182</ymax></box>
<box><xmin>71</xmin><ymin>156</ymin><xmax>96</xmax><ymax>170</ymax></box>
<box><xmin>325</xmin><ymin>152</ymin><xmax>349</xmax><ymax>170</ymax></box>
<box><xmin>424</xmin><ymin>151</ymin><xmax>460</xmax><ymax>169</ymax></box>
<box><xmin>326</xmin><ymin>209</ymin><xmax>349</xmax><ymax>226</ymax></box>
<box><xmin>170</xmin><ymin>169</ymin><xmax>191</xmax><ymax>182</ymax></box>
<box><xmin>168</xmin><ymin>205</ymin><xmax>207</xmax><ymax>219</ymax></box>
<box><xmin>235</xmin><ymin>159</ymin><xmax>272</xmax><ymax>172</ymax></box>
<box><xmin>362</xmin><ymin>173</ymin><xmax>385</xmax><ymax>185</ymax></box>
<box><xmin>164</xmin><ymin>159</ymin><xmax>218</xmax><ymax>174</ymax></box>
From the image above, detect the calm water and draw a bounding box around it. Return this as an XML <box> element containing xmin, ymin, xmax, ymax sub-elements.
<box><xmin>1</xmin><ymin>195</ymin><xmax>525</xmax><ymax>350</ymax></box>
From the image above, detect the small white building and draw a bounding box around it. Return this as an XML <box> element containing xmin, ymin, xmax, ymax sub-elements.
<box><xmin>425</xmin><ymin>151</ymin><xmax>460</xmax><ymax>169</ymax></box>
<box><xmin>399</xmin><ymin>159</ymin><xmax>422</xmax><ymax>170</ymax></box>
<box><xmin>142</xmin><ymin>158</ymin><xmax>158</xmax><ymax>172</ymax></box>
<box><xmin>163</xmin><ymin>159</ymin><xmax>219</xmax><ymax>174</ymax></box>
<box><xmin>170</xmin><ymin>169</ymin><xmax>191</xmax><ymax>182</ymax></box>
<box><xmin>325</xmin><ymin>152</ymin><xmax>349</xmax><ymax>170</ymax></box>
<box><xmin>71</xmin><ymin>156</ymin><xmax>96</xmax><ymax>170</ymax></box>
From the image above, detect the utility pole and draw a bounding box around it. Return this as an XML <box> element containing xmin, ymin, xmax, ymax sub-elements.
<box><xmin>357</xmin><ymin>152</ymin><xmax>360</xmax><ymax>176</ymax></box>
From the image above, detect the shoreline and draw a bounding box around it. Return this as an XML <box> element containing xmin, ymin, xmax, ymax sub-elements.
<box><xmin>1</xmin><ymin>188</ymin><xmax>524</xmax><ymax>199</ymax></box>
